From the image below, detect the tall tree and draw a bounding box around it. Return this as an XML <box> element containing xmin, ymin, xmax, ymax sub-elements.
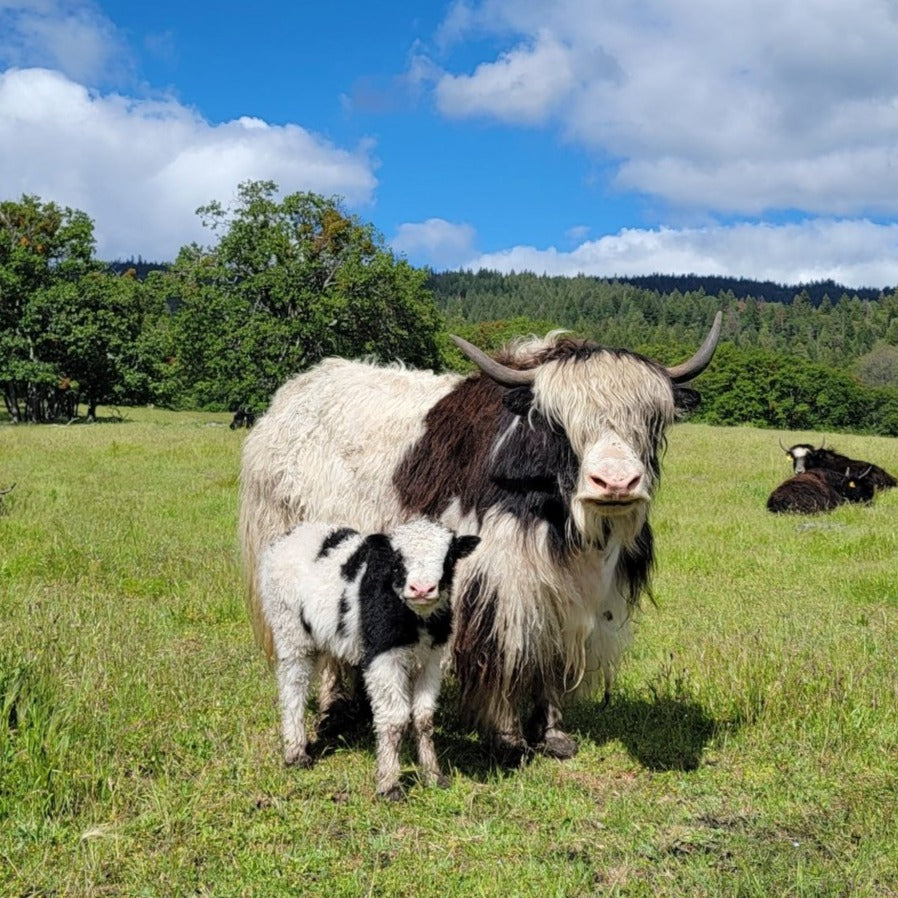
<box><xmin>0</xmin><ymin>196</ymin><xmax>97</xmax><ymax>422</ymax></box>
<box><xmin>163</xmin><ymin>181</ymin><xmax>443</xmax><ymax>410</ymax></box>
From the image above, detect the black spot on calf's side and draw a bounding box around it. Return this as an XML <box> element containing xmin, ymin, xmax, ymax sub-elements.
<box><xmin>336</xmin><ymin>591</ymin><xmax>350</xmax><ymax>637</ymax></box>
<box><xmin>317</xmin><ymin>527</ymin><xmax>356</xmax><ymax>560</ymax></box>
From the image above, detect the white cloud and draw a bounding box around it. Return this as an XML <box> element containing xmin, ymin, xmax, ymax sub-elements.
<box><xmin>426</xmin><ymin>0</ymin><xmax>898</xmax><ymax>217</ymax></box>
<box><xmin>0</xmin><ymin>0</ymin><xmax>130</xmax><ymax>84</ymax></box>
<box><xmin>435</xmin><ymin>30</ymin><xmax>577</xmax><ymax>124</ymax></box>
<box><xmin>464</xmin><ymin>220</ymin><xmax>898</xmax><ymax>289</ymax></box>
<box><xmin>392</xmin><ymin>218</ymin><xmax>477</xmax><ymax>269</ymax></box>
<box><xmin>0</xmin><ymin>68</ymin><xmax>379</xmax><ymax>260</ymax></box>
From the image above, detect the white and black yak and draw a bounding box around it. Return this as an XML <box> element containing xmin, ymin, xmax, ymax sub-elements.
<box><xmin>782</xmin><ymin>441</ymin><xmax>896</xmax><ymax>491</ymax></box>
<box><xmin>260</xmin><ymin>518</ymin><xmax>480</xmax><ymax>799</ymax></box>
<box><xmin>240</xmin><ymin>313</ymin><xmax>722</xmax><ymax>761</ymax></box>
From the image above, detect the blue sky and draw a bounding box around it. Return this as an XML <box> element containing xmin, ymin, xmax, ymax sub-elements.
<box><xmin>3</xmin><ymin>0</ymin><xmax>898</xmax><ymax>287</ymax></box>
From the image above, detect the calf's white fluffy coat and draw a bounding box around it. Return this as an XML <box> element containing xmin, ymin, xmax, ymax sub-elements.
<box><xmin>260</xmin><ymin>519</ymin><xmax>479</xmax><ymax>799</ymax></box>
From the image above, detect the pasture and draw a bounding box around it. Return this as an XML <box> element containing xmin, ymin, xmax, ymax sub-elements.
<box><xmin>1</xmin><ymin>408</ymin><xmax>896</xmax><ymax>897</ymax></box>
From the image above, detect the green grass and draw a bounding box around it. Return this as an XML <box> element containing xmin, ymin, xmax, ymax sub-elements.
<box><xmin>2</xmin><ymin>410</ymin><xmax>897</xmax><ymax>896</ymax></box>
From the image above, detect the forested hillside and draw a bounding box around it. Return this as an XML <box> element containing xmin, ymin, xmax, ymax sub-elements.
<box><xmin>432</xmin><ymin>270</ymin><xmax>898</xmax><ymax>436</ymax></box>
<box><xmin>430</xmin><ymin>270</ymin><xmax>898</xmax><ymax>369</ymax></box>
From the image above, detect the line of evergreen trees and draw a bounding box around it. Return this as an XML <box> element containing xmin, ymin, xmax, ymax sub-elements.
<box><xmin>433</xmin><ymin>271</ymin><xmax>898</xmax><ymax>435</ymax></box>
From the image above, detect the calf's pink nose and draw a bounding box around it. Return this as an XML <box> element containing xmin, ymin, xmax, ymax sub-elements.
<box><xmin>407</xmin><ymin>582</ymin><xmax>438</xmax><ymax>600</ymax></box>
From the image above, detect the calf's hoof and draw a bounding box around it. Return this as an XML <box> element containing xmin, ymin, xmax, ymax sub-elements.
<box><xmin>377</xmin><ymin>784</ymin><xmax>406</xmax><ymax>802</ymax></box>
<box><xmin>284</xmin><ymin>749</ymin><xmax>313</xmax><ymax>769</ymax></box>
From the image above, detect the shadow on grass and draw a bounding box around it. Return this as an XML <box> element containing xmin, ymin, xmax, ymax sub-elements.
<box><xmin>564</xmin><ymin>693</ymin><xmax>720</xmax><ymax>772</ymax></box>
<box><xmin>302</xmin><ymin>683</ymin><xmax>724</xmax><ymax>785</ymax></box>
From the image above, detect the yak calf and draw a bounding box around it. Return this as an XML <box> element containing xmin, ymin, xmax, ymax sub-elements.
<box><xmin>260</xmin><ymin>519</ymin><xmax>479</xmax><ymax>800</ymax></box>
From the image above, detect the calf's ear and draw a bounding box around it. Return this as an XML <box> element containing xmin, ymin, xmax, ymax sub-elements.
<box><xmin>452</xmin><ymin>535</ymin><xmax>481</xmax><ymax>560</ymax></box>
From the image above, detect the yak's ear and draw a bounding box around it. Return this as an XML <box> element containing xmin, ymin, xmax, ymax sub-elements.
<box><xmin>452</xmin><ymin>534</ymin><xmax>481</xmax><ymax>561</ymax></box>
<box><xmin>674</xmin><ymin>386</ymin><xmax>701</xmax><ymax>417</ymax></box>
<box><xmin>502</xmin><ymin>386</ymin><xmax>534</xmax><ymax>417</ymax></box>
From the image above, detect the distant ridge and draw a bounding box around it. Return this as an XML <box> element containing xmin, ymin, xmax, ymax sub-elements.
<box><xmin>606</xmin><ymin>273</ymin><xmax>885</xmax><ymax>305</ymax></box>
<box><xmin>429</xmin><ymin>270</ymin><xmax>888</xmax><ymax>306</ymax></box>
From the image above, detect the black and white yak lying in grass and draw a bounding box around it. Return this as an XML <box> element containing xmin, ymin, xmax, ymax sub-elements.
<box><xmin>260</xmin><ymin>518</ymin><xmax>480</xmax><ymax>800</ymax></box>
<box><xmin>766</xmin><ymin>467</ymin><xmax>875</xmax><ymax>514</ymax></box>
<box><xmin>781</xmin><ymin>441</ymin><xmax>897</xmax><ymax>491</ymax></box>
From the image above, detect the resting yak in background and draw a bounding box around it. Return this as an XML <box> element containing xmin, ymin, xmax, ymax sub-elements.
<box><xmin>767</xmin><ymin>467</ymin><xmax>876</xmax><ymax>514</ymax></box>
<box><xmin>781</xmin><ymin>441</ymin><xmax>896</xmax><ymax>491</ymax></box>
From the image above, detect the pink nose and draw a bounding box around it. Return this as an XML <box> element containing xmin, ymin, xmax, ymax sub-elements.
<box><xmin>588</xmin><ymin>472</ymin><xmax>642</xmax><ymax>495</ymax></box>
<box><xmin>407</xmin><ymin>582</ymin><xmax>438</xmax><ymax>600</ymax></box>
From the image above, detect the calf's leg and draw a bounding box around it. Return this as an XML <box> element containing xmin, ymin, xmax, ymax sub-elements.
<box><xmin>363</xmin><ymin>650</ymin><xmax>412</xmax><ymax>800</ymax></box>
<box><xmin>276</xmin><ymin>652</ymin><xmax>317</xmax><ymax>767</ymax></box>
<box><xmin>410</xmin><ymin>649</ymin><xmax>449</xmax><ymax>788</ymax></box>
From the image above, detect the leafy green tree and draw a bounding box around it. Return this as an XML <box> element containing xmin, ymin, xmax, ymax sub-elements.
<box><xmin>0</xmin><ymin>195</ymin><xmax>97</xmax><ymax>422</ymax></box>
<box><xmin>28</xmin><ymin>269</ymin><xmax>168</xmax><ymax>419</ymax></box>
<box><xmin>162</xmin><ymin>181</ymin><xmax>444</xmax><ymax>410</ymax></box>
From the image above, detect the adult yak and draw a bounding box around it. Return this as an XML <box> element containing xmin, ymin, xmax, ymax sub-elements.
<box><xmin>240</xmin><ymin>314</ymin><xmax>722</xmax><ymax>760</ymax></box>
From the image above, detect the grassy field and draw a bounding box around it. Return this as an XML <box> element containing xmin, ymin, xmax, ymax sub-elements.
<box><xmin>1</xmin><ymin>408</ymin><xmax>897</xmax><ymax>897</ymax></box>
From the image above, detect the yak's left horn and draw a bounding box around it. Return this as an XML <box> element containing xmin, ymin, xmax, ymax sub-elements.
<box><xmin>450</xmin><ymin>335</ymin><xmax>537</xmax><ymax>387</ymax></box>
<box><xmin>665</xmin><ymin>311</ymin><xmax>723</xmax><ymax>384</ymax></box>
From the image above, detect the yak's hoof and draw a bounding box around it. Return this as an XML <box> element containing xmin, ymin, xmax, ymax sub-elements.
<box><xmin>377</xmin><ymin>785</ymin><xmax>406</xmax><ymax>802</ymax></box>
<box><xmin>434</xmin><ymin>773</ymin><xmax>451</xmax><ymax>789</ymax></box>
<box><xmin>491</xmin><ymin>732</ymin><xmax>531</xmax><ymax>768</ymax></box>
<box><xmin>539</xmin><ymin>730</ymin><xmax>579</xmax><ymax>760</ymax></box>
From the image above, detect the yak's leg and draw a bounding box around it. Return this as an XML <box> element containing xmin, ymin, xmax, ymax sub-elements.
<box><xmin>363</xmin><ymin>651</ymin><xmax>412</xmax><ymax>801</ymax></box>
<box><xmin>527</xmin><ymin>678</ymin><xmax>579</xmax><ymax>760</ymax></box>
<box><xmin>276</xmin><ymin>652</ymin><xmax>317</xmax><ymax>768</ymax></box>
<box><xmin>410</xmin><ymin>650</ymin><xmax>449</xmax><ymax>788</ymax></box>
<box><xmin>479</xmin><ymin>690</ymin><xmax>529</xmax><ymax>766</ymax></box>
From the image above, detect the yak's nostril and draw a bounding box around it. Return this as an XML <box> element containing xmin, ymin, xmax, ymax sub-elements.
<box><xmin>589</xmin><ymin>473</ymin><xmax>641</xmax><ymax>494</ymax></box>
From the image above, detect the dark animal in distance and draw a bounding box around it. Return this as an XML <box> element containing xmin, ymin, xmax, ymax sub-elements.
<box><xmin>259</xmin><ymin>518</ymin><xmax>480</xmax><ymax>800</ymax></box>
<box><xmin>0</xmin><ymin>483</ymin><xmax>15</xmax><ymax>514</ymax></box>
<box><xmin>240</xmin><ymin>313</ymin><xmax>723</xmax><ymax>762</ymax></box>
<box><xmin>230</xmin><ymin>409</ymin><xmax>256</xmax><ymax>430</ymax></box>
<box><xmin>767</xmin><ymin>467</ymin><xmax>875</xmax><ymax>514</ymax></box>
<box><xmin>782</xmin><ymin>441</ymin><xmax>896</xmax><ymax>491</ymax></box>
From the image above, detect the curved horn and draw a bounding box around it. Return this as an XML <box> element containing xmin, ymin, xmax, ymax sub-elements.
<box><xmin>450</xmin><ymin>335</ymin><xmax>537</xmax><ymax>387</ymax></box>
<box><xmin>665</xmin><ymin>311</ymin><xmax>723</xmax><ymax>384</ymax></box>
<box><xmin>778</xmin><ymin>438</ymin><xmax>791</xmax><ymax>455</ymax></box>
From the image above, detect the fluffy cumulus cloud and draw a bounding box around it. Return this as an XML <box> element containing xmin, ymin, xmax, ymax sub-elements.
<box><xmin>0</xmin><ymin>68</ymin><xmax>378</xmax><ymax>260</ymax></box>
<box><xmin>426</xmin><ymin>0</ymin><xmax>898</xmax><ymax>219</ymax></box>
<box><xmin>463</xmin><ymin>220</ymin><xmax>898</xmax><ymax>289</ymax></box>
<box><xmin>392</xmin><ymin>218</ymin><xmax>477</xmax><ymax>269</ymax></box>
<box><xmin>435</xmin><ymin>30</ymin><xmax>579</xmax><ymax>124</ymax></box>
